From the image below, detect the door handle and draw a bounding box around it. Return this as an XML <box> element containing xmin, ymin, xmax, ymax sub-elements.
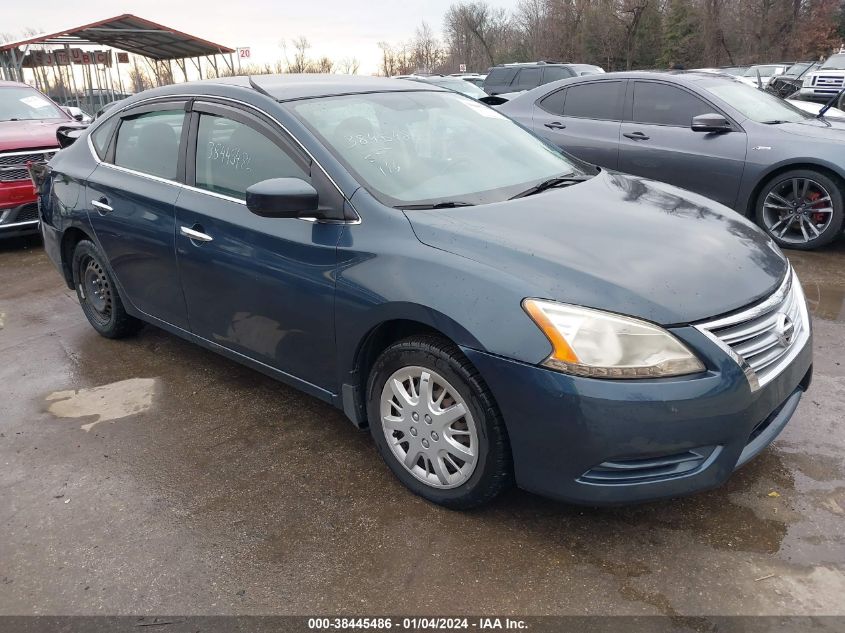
<box><xmin>91</xmin><ymin>199</ymin><xmax>113</xmax><ymax>214</ymax></box>
<box><xmin>544</xmin><ymin>121</ymin><xmax>566</xmax><ymax>130</ymax></box>
<box><xmin>623</xmin><ymin>131</ymin><xmax>650</xmax><ymax>140</ymax></box>
<box><xmin>180</xmin><ymin>225</ymin><xmax>213</xmax><ymax>243</ymax></box>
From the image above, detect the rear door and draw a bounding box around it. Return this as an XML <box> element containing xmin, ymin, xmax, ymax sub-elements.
<box><xmin>174</xmin><ymin>100</ymin><xmax>344</xmax><ymax>391</ymax></box>
<box><xmin>618</xmin><ymin>80</ymin><xmax>747</xmax><ymax>207</ymax></box>
<box><xmin>85</xmin><ymin>101</ymin><xmax>190</xmax><ymax>329</ymax></box>
<box><xmin>531</xmin><ymin>80</ymin><xmax>625</xmax><ymax>168</ymax></box>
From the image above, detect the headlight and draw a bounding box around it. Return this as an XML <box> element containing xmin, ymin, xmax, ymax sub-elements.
<box><xmin>522</xmin><ymin>299</ymin><xmax>705</xmax><ymax>379</ymax></box>
<box><xmin>802</xmin><ymin>76</ymin><xmax>813</xmax><ymax>87</ymax></box>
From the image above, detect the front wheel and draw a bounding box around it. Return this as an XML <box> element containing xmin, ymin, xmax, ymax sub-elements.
<box><xmin>755</xmin><ymin>169</ymin><xmax>844</xmax><ymax>250</ymax></box>
<box><xmin>366</xmin><ymin>336</ymin><xmax>511</xmax><ymax>509</ymax></box>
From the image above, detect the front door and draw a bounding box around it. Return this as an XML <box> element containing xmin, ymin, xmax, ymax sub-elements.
<box><xmin>174</xmin><ymin>101</ymin><xmax>343</xmax><ymax>391</ymax></box>
<box><xmin>618</xmin><ymin>80</ymin><xmax>748</xmax><ymax>208</ymax></box>
<box><xmin>85</xmin><ymin>103</ymin><xmax>189</xmax><ymax>329</ymax></box>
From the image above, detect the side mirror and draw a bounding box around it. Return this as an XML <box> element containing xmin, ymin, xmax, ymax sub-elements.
<box><xmin>245</xmin><ymin>178</ymin><xmax>320</xmax><ymax>218</ymax></box>
<box><xmin>691</xmin><ymin>113</ymin><xmax>732</xmax><ymax>133</ymax></box>
<box><xmin>56</xmin><ymin>124</ymin><xmax>88</xmax><ymax>149</ymax></box>
<box><xmin>479</xmin><ymin>95</ymin><xmax>509</xmax><ymax>106</ymax></box>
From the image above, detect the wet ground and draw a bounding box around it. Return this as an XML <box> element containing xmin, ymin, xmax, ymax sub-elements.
<box><xmin>1</xmin><ymin>235</ymin><xmax>844</xmax><ymax>616</ymax></box>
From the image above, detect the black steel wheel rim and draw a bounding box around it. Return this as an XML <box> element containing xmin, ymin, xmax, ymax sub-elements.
<box><xmin>81</xmin><ymin>256</ymin><xmax>112</xmax><ymax>320</ymax></box>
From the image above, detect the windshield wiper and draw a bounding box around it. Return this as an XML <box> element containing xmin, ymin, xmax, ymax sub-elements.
<box><xmin>761</xmin><ymin>120</ymin><xmax>790</xmax><ymax>124</ymax></box>
<box><xmin>396</xmin><ymin>201</ymin><xmax>475</xmax><ymax>210</ymax></box>
<box><xmin>508</xmin><ymin>174</ymin><xmax>592</xmax><ymax>200</ymax></box>
<box><xmin>817</xmin><ymin>86</ymin><xmax>845</xmax><ymax>119</ymax></box>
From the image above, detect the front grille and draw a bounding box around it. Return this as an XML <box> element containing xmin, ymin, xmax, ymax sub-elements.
<box><xmin>579</xmin><ymin>447</ymin><xmax>717</xmax><ymax>485</ymax></box>
<box><xmin>0</xmin><ymin>149</ymin><xmax>56</xmax><ymax>182</ymax></box>
<box><xmin>696</xmin><ymin>267</ymin><xmax>810</xmax><ymax>391</ymax></box>
<box><xmin>811</xmin><ymin>75</ymin><xmax>844</xmax><ymax>89</ymax></box>
<box><xmin>15</xmin><ymin>203</ymin><xmax>39</xmax><ymax>223</ymax></box>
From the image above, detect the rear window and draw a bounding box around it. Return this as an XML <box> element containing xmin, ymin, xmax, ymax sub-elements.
<box><xmin>563</xmin><ymin>81</ymin><xmax>623</xmax><ymax>120</ymax></box>
<box><xmin>513</xmin><ymin>68</ymin><xmax>542</xmax><ymax>90</ymax></box>
<box><xmin>114</xmin><ymin>110</ymin><xmax>185</xmax><ymax>180</ymax></box>
<box><xmin>543</xmin><ymin>67</ymin><xmax>573</xmax><ymax>83</ymax></box>
<box><xmin>90</xmin><ymin>116</ymin><xmax>118</xmax><ymax>159</ymax></box>
<box><xmin>538</xmin><ymin>89</ymin><xmax>566</xmax><ymax>115</ymax></box>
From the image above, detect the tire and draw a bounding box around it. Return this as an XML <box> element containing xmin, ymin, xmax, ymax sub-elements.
<box><xmin>366</xmin><ymin>335</ymin><xmax>512</xmax><ymax>509</ymax></box>
<box><xmin>71</xmin><ymin>239</ymin><xmax>143</xmax><ymax>338</ymax></box>
<box><xmin>755</xmin><ymin>169</ymin><xmax>844</xmax><ymax>250</ymax></box>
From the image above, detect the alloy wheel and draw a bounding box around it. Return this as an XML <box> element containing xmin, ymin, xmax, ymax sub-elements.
<box><xmin>379</xmin><ymin>366</ymin><xmax>478</xmax><ymax>489</ymax></box>
<box><xmin>761</xmin><ymin>177</ymin><xmax>834</xmax><ymax>245</ymax></box>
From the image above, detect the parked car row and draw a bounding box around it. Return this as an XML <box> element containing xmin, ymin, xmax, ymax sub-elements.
<box><xmin>30</xmin><ymin>74</ymin><xmax>812</xmax><ymax>510</ymax></box>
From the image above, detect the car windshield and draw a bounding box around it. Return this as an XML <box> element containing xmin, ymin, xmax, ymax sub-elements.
<box><xmin>425</xmin><ymin>78</ymin><xmax>487</xmax><ymax>99</ymax></box>
<box><xmin>784</xmin><ymin>62</ymin><xmax>813</xmax><ymax>77</ymax></box>
<box><xmin>821</xmin><ymin>54</ymin><xmax>845</xmax><ymax>70</ymax></box>
<box><xmin>704</xmin><ymin>81</ymin><xmax>811</xmax><ymax>123</ymax></box>
<box><xmin>0</xmin><ymin>86</ymin><xmax>67</xmax><ymax>121</ymax></box>
<box><xmin>290</xmin><ymin>90</ymin><xmax>586</xmax><ymax>208</ymax></box>
<box><xmin>743</xmin><ymin>65</ymin><xmax>784</xmax><ymax>77</ymax></box>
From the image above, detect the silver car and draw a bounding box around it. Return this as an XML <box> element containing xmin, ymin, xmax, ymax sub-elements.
<box><xmin>498</xmin><ymin>71</ymin><xmax>845</xmax><ymax>250</ymax></box>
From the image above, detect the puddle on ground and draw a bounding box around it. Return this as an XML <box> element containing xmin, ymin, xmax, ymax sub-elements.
<box><xmin>803</xmin><ymin>281</ymin><xmax>845</xmax><ymax>323</ymax></box>
<box><xmin>45</xmin><ymin>378</ymin><xmax>157</xmax><ymax>431</ymax></box>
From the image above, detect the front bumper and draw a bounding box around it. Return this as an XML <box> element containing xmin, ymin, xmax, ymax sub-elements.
<box><xmin>462</xmin><ymin>326</ymin><xmax>812</xmax><ymax>505</ymax></box>
<box><xmin>798</xmin><ymin>87</ymin><xmax>841</xmax><ymax>103</ymax></box>
<box><xmin>0</xmin><ymin>181</ymin><xmax>39</xmax><ymax>238</ymax></box>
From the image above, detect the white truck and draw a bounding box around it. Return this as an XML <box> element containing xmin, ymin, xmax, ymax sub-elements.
<box><xmin>800</xmin><ymin>53</ymin><xmax>845</xmax><ymax>103</ymax></box>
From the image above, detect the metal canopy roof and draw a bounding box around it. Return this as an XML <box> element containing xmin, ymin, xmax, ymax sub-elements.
<box><xmin>0</xmin><ymin>14</ymin><xmax>235</xmax><ymax>60</ymax></box>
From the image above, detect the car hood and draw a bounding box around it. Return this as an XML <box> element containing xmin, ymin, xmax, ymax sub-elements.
<box><xmin>0</xmin><ymin>118</ymin><xmax>66</xmax><ymax>151</ymax></box>
<box><xmin>770</xmin><ymin>116</ymin><xmax>845</xmax><ymax>138</ymax></box>
<box><xmin>406</xmin><ymin>171</ymin><xmax>788</xmax><ymax>325</ymax></box>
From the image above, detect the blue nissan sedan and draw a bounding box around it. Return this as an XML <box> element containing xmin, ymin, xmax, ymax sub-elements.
<box><xmin>33</xmin><ymin>75</ymin><xmax>812</xmax><ymax>509</ymax></box>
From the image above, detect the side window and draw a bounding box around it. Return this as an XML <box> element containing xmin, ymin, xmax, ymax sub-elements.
<box><xmin>194</xmin><ymin>113</ymin><xmax>309</xmax><ymax>200</ymax></box>
<box><xmin>543</xmin><ymin>67</ymin><xmax>573</xmax><ymax>83</ymax></box>
<box><xmin>487</xmin><ymin>67</ymin><xmax>517</xmax><ymax>87</ymax></box>
<box><xmin>90</xmin><ymin>116</ymin><xmax>118</xmax><ymax>160</ymax></box>
<box><xmin>538</xmin><ymin>89</ymin><xmax>566</xmax><ymax>115</ymax></box>
<box><xmin>562</xmin><ymin>81</ymin><xmax>624</xmax><ymax>120</ymax></box>
<box><xmin>513</xmin><ymin>68</ymin><xmax>542</xmax><ymax>90</ymax></box>
<box><xmin>632</xmin><ymin>82</ymin><xmax>714</xmax><ymax>127</ymax></box>
<box><xmin>114</xmin><ymin>110</ymin><xmax>185</xmax><ymax>180</ymax></box>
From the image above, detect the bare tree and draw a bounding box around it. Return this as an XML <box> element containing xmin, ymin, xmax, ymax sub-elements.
<box><xmin>338</xmin><ymin>57</ymin><xmax>361</xmax><ymax>74</ymax></box>
<box><xmin>411</xmin><ymin>21</ymin><xmax>445</xmax><ymax>72</ymax></box>
<box><xmin>378</xmin><ymin>41</ymin><xmax>415</xmax><ymax>75</ymax></box>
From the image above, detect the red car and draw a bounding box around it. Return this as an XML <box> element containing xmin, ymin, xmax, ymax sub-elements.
<box><xmin>1</xmin><ymin>81</ymin><xmax>71</xmax><ymax>238</ymax></box>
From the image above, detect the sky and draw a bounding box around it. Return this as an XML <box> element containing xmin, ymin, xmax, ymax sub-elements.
<box><xmin>3</xmin><ymin>0</ymin><xmax>515</xmax><ymax>75</ymax></box>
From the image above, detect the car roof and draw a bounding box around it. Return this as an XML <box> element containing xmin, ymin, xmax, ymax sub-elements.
<box><xmin>128</xmin><ymin>74</ymin><xmax>445</xmax><ymax>104</ymax></box>
<box><xmin>0</xmin><ymin>80</ymin><xmax>35</xmax><ymax>88</ymax></box>
<box><xmin>544</xmin><ymin>70</ymin><xmax>738</xmax><ymax>84</ymax></box>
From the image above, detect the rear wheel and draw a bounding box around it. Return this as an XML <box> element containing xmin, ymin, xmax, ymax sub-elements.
<box><xmin>71</xmin><ymin>239</ymin><xmax>143</xmax><ymax>338</ymax></box>
<box><xmin>367</xmin><ymin>335</ymin><xmax>511</xmax><ymax>509</ymax></box>
<box><xmin>755</xmin><ymin>169</ymin><xmax>844</xmax><ymax>250</ymax></box>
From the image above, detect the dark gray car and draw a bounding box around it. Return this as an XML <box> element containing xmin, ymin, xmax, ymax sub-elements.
<box><xmin>499</xmin><ymin>71</ymin><xmax>845</xmax><ymax>250</ymax></box>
